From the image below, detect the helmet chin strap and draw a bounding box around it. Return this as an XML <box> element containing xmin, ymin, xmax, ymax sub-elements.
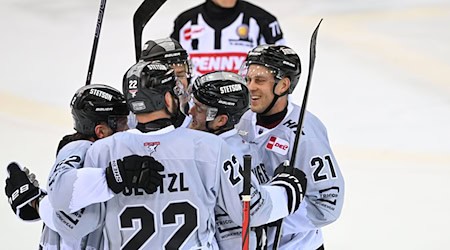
<box><xmin>260</xmin><ymin>80</ymin><xmax>289</xmax><ymax>115</ymax></box>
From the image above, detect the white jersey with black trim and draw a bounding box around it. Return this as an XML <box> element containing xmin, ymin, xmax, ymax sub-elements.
<box><xmin>42</xmin><ymin>140</ymin><xmax>107</xmax><ymax>250</ymax></box>
<box><xmin>72</xmin><ymin>126</ymin><xmax>287</xmax><ymax>249</ymax></box>
<box><xmin>171</xmin><ymin>0</ymin><xmax>285</xmax><ymax>76</ymax></box>
<box><xmin>214</xmin><ymin>129</ymin><xmax>288</xmax><ymax>250</ymax></box>
<box><xmin>39</xmin><ymin>197</ymin><xmax>107</xmax><ymax>250</ymax></box>
<box><xmin>236</xmin><ymin>101</ymin><xmax>345</xmax><ymax>250</ymax></box>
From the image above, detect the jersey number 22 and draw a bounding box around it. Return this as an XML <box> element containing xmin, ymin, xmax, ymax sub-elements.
<box><xmin>119</xmin><ymin>201</ymin><xmax>198</xmax><ymax>249</ymax></box>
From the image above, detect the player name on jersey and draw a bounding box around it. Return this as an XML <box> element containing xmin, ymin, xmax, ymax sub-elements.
<box><xmin>122</xmin><ymin>172</ymin><xmax>189</xmax><ymax>196</ymax></box>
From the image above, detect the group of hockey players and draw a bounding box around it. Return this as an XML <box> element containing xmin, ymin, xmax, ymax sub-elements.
<box><xmin>5</xmin><ymin>1</ymin><xmax>344</xmax><ymax>249</ymax></box>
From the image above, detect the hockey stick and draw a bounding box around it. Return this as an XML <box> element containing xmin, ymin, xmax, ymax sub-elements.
<box><xmin>242</xmin><ymin>154</ymin><xmax>252</xmax><ymax>250</ymax></box>
<box><xmin>85</xmin><ymin>0</ymin><xmax>107</xmax><ymax>85</ymax></box>
<box><xmin>291</xmin><ymin>19</ymin><xmax>323</xmax><ymax>164</ymax></box>
<box><xmin>133</xmin><ymin>0</ymin><xmax>167</xmax><ymax>62</ymax></box>
<box><xmin>272</xmin><ymin>18</ymin><xmax>323</xmax><ymax>249</ymax></box>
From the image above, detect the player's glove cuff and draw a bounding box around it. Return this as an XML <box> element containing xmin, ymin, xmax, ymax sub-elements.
<box><xmin>16</xmin><ymin>191</ymin><xmax>46</xmax><ymax>221</ymax></box>
<box><xmin>270</xmin><ymin>163</ymin><xmax>307</xmax><ymax>214</ymax></box>
<box><xmin>106</xmin><ymin>159</ymin><xmax>126</xmax><ymax>194</ymax></box>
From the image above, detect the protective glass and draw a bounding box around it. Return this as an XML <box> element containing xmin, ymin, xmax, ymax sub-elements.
<box><xmin>238</xmin><ymin>62</ymin><xmax>282</xmax><ymax>84</ymax></box>
<box><xmin>192</xmin><ymin>98</ymin><xmax>218</xmax><ymax>122</ymax></box>
<box><xmin>238</xmin><ymin>61</ymin><xmax>283</xmax><ymax>83</ymax></box>
<box><xmin>195</xmin><ymin>71</ymin><xmax>245</xmax><ymax>86</ymax></box>
<box><xmin>173</xmin><ymin>77</ymin><xmax>192</xmax><ymax>116</ymax></box>
<box><xmin>159</xmin><ymin>59</ymin><xmax>193</xmax><ymax>79</ymax></box>
<box><xmin>172</xmin><ymin>77</ymin><xmax>186</xmax><ymax>97</ymax></box>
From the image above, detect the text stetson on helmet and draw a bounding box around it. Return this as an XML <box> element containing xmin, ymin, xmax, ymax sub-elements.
<box><xmin>70</xmin><ymin>84</ymin><xmax>129</xmax><ymax>136</ymax></box>
<box><xmin>191</xmin><ymin>71</ymin><xmax>249</xmax><ymax>128</ymax></box>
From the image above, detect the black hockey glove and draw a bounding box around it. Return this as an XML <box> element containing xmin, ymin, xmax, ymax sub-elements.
<box><xmin>5</xmin><ymin>162</ymin><xmax>45</xmax><ymax>221</ymax></box>
<box><xmin>270</xmin><ymin>161</ymin><xmax>307</xmax><ymax>214</ymax></box>
<box><xmin>106</xmin><ymin>155</ymin><xmax>164</xmax><ymax>194</ymax></box>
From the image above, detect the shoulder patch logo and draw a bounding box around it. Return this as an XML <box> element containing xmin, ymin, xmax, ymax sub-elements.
<box><xmin>265</xmin><ymin>136</ymin><xmax>289</xmax><ymax>155</ymax></box>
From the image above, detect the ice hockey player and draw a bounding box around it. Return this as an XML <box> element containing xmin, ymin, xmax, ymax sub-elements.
<box><xmin>237</xmin><ymin>44</ymin><xmax>345</xmax><ymax>249</ymax></box>
<box><xmin>5</xmin><ymin>84</ymin><xmax>133</xmax><ymax>249</ymax></box>
<box><xmin>133</xmin><ymin>37</ymin><xmax>193</xmax><ymax>128</ymax></box>
<box><xmin>48</xmin><ymin>61</ymin><xmax>307</xmax><ymax>249</ymax></box>
<box><xmin>141</xmin><ymin>37</ymin><xmax>192</xmax><ymax>89</ymax></box>
<box><xmin>171</xmin><ymin>0</ymin><xmax>285</xmax><ymax>75</ymax></box>
<box><xmin>189</xmin><ymin>70</ymin><xmax>308</xmax><ymax>249</ymax></box>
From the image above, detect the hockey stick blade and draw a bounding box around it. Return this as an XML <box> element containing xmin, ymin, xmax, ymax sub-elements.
<box><xmin>272</xmin><ymin>19</ymin><xmax>323</xmax><ymax>250</ymax></box>
<box><xmin>85</xmin><ymin>0</ymin><xmax>107</xmax><ymax>85</ymax></box>
<box><xmin>133</xmin><ymin>0</ymin><xmax>167</xmax><ymax>62</ymax></box>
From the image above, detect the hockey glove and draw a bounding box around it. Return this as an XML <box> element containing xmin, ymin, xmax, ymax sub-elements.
<box><xmin>5</xmin><ymin>162</ymin><xmax>45</xmax><ymax>221</ymax></box>
<box><xmin>106</xmin><ymin>155</ymin><xmax>164</xmax><ymax>194</ymax></box>
<box><xmin>270</xmin><ymin>161</ymin><xmax>307</xmax><ymax>214</ymax></box>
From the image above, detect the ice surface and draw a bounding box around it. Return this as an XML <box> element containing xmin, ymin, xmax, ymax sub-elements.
<box><xmin>1</xmin><ymin>0</ymin><xmax>450</xmax><ymax>249</ymax></box>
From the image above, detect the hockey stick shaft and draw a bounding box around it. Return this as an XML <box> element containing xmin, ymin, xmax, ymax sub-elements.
<box><xmin>272</xmin><ymin>19</ymin><xmax>323</xmax><ymax>249</ymax></box>
<box><xmin>133</xmin><ymin>0</ymin><xmax>167</xmax><ymax>62</ymax></box>
<box><xmin>290</xmin><ymin>18</ymin><xmax>322</xmax><ymax>165</ymax></box>
<box><xmin>85</xmin><ymin>0</ymin><xmax>107</xmax><ymax>86</ymax></box>
<box><xmin>242</xmin><ymin>154</ymin><xmax>252</xmax><ymax>250</ymax></box>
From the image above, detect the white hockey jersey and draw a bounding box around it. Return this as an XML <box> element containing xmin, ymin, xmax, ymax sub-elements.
<box><xmin>171</xmin><ymin>0</ymin><xmax>285</xmax><ymax>76</ymax></box>
<box><xmin>39</xmin><ymin>197</ymin><xmax>106</xmax><ymax>250</ymax></box>
<box><xmin>236</xmin><ymin>102</ymin><xmax>345</xmax><ymax>250</ymax></box>
<box><xmin>69</xmin><ymin>125</ymin><xmax>289</xmax><ymax>249</ymax></box>
<box><xmin>42</xmin><ymin>140</ymin><xmax>107</xmax><ymax>250</ymax></box>
<box><xmin>214</xmin><ymin>129</ymin><xmax>288</xmax><ymax>250</ymax></box>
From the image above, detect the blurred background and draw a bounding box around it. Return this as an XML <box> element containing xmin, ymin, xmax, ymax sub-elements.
<box><xmin>1</xmin><ymin>0</ymin><xmax>450</xmax><ymax>249</ymax></box>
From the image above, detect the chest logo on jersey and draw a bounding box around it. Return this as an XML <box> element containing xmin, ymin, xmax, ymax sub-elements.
<box><xmin>183</xmin><ymin>25</ymin><xmax>205</xmax><ymax>40</ymax></box>
<box><xmin>236</xmin><ymin>24</ymin><xmax>249</xmax><ymax>39</ymax></box>
<box><xmin>265</xmin><ymin>136</ymin><xmax>289</xmax><ymax>155</ymax></box>
<box><xmin>229</xmin><ymin>24</ymin><xmax>254</xmax><ymax>47</ymax></box>
<box><xmin>144</xmin><ymin>141</ymin><xmax>160</xmax><ymax>155</ymax></box>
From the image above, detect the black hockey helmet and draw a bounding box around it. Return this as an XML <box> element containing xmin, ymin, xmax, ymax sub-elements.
<box><xmin>70</xmin><ymin>84</ymin><xmax>129</xmax><ymax>136</ymax></box>
<box><xmin>191</xmin><ymin>71</ymin><xmax>249</xmax><ymax>128</ymax></box>
<box><xmin>123</xmin><ymin>61</ymin><xmax>185</xmax><ymax>114</ymax></box>
<box><xmin>241</xmin><ymin>44</ymin><xmax>301</xmax><ymax>93</ymax></box>
<box><xmin>140</xmin><ymin>38</ymin><xmax>192</xmax><ymax>79</ymax></box>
